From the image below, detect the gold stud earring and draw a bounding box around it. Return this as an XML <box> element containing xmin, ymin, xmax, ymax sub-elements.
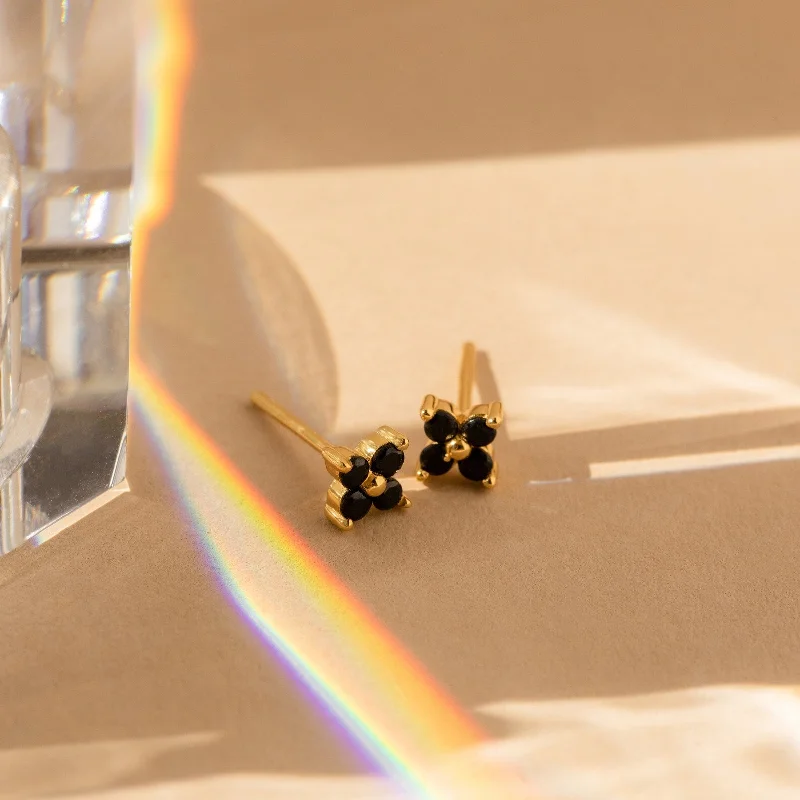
<box><xmin>416</xmin><ymin>342</ymin><xmax>503</xmax><ymax>487</ymax></box>
<box><xmin>250</xmin><ymin>391</ymin><xmax>412</xmax><ymax>530</ymax></box>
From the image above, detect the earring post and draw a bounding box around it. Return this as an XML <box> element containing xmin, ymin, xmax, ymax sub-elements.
<box><xmin>458</xmin><ymin>341</ymin><xmax>476</xmax><ymax>412</ymax></box>
<box><xmin>251</xmin><ymin>391</ymin><xmax>331</xmax><ymax>453</ymax></box>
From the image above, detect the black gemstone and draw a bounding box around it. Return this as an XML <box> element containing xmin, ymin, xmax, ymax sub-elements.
<box><xmin>339</xmin><ymin>488</ymin><xmax>372</xmax><ymax>521</ymax></box>
<box><xmin>371</xmin><ymin>443</ymin><xmax>405</xmax><ymax>477</ymax></box>
<box><xmin>458</xmin><ymin>448</ymin><xmax>494</xmax><ymax>482</ymax></box>
<box><xmin>423</xmin><ymin>410</ymin><xmax>459</xmax><ymax>443</ymax></box>
<box><xmin>340</xmin><ymin>456</ymin><xmax>370</xmax><ymax>490</ymax></box>
<box><xmin>372</xmin><ymin>478</ymin><xmax>403</xmax><ymax>511</ymax></box>
<box><xmin>461</xmin><ymin>416</ymin><xmax>497</xmax><ymax>447</ymax></box>
<box><xmin>419</xmin><ymin>443</ymin><xmax>453</xmax><ymax>476</ymax></box>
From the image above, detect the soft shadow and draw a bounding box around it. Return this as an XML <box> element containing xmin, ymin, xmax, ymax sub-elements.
<box><xmin>328</xmin><ymin>352</ymin><xmax>800</xmax><ymax>710</ymax></box>
<box><xmin>0</xmin><ymin>493</ymin><xmax>368</xmax><ymax>798</ymax></box>
<box><xmin>130</xmin><ymin>180</ymin><xmax>339</xmax><ymax>524</ymax></box>
<box><xmin>473</xmin><ymin>347</ymin><xmax>800</xmax><ymax>483</ymax></box>
<box><xmin>184</xmin><ymin>0</ymin><xmax>800</xmax><ymax>172</ymax></box>
<box><xmin>0</xmin><ymin>184</ymin><xmax>368</xmax><ymax>797</ymax></box>
<box><xmin>129</xmin><ymin>182</ymin><xmax>800</xmax><ymax>787</ymax></box>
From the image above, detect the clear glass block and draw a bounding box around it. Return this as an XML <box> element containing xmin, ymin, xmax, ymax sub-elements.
<box><xmin>0</xmin><ymin>0</ymin><xmax>131</xmax><ymax>553</ymax></box>
<box><xmin>0</xmin><ymin>0</ymin><xmax>133</xmax><ymax>248</ymax></box>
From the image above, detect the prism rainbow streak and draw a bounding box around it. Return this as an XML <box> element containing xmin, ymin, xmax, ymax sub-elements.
<box><xmin>132</xmin><ymin>360</ymin><xmax>533</xmax><ymax>796</ymax></box>
<box><xmin>130</xmin><ymin>2</ymin><xmax>528</xmax><ymax>795</ymax></box>
<box><xmin>131</xmin><ymin>0</ymin><xmax>194</xmax><ymax>358</ymax></box>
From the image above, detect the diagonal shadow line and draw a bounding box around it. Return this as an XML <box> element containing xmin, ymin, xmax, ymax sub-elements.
<box><xmin>181</xmin><ymin>0</ymin><xmax>800</xmax><ymax>174</ymax></box>
<box><xmin>474</xmin><ymin>345</ymin><xmax>800</xmax><ymax>484</ymax></box>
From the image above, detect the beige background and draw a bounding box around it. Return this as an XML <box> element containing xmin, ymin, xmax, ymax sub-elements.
<box><xmin>2</xmin><ymin>1</ymin><xmax>800</xmax><ymax>796</ymax></box>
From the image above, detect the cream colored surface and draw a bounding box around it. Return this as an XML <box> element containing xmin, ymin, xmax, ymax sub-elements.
<box><xmin>206</xmin><ymin>137</ymin><xmax>800</xmax><ymax>439</ymax></box>
<box><xmin>9</xmin><ymin>687</ymin><xmax>800</xmax><ymax>799</ymax></box>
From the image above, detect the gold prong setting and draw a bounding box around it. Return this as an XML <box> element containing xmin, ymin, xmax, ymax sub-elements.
<box><xmin>322</xmin><ymin>445</ymin><xmax>360</xmax><ymax>477</ymax></box>
<box><xmin>325</xmin><ymin>504</ymin><xmax>354</xmax><ymax>532</ymax></box>
<box><xmin>324</xmin><ymin>427</ymin><xmax>412</xmax><ymax>530</ymax></box>
<box><xmin>417</xmin><ymin>398</ymin><xmax>503</xmax><ymax>488</ymax></box>
<box><xmin>377</xmin><ymin>425</ymin><xmax>410</xmax><ymax>450</ymax></box>
<box><xmin>420</xmin><ymin>394</ymin><xmax>437</xmax><ymax>422</ymax></box>
<box><xmin>363</xmin><ymin>474</ymin><xmax>388</xmax><ymax>498</ymax></box>
<box><xmin>482</xmin><ymin>460</ymin><xmax>498</xmax><ymax>488</ymax></box>
<box><xmin>486</xmin><ymin>400</ymin><xmax>504</xmax><ymax>429</ymax></box>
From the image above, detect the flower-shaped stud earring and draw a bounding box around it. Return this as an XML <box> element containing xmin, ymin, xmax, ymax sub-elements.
<box><xmin>416</xmin><ymin>342</ymin><xmax>503</xmax><ymax>487</ymax></box>
<box><xmin>251</xmin><ymin>391</ymin><xmax>411</xmax><ymax>530</ymax></box>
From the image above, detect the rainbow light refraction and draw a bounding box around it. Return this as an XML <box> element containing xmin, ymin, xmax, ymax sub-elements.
<box><xmin>129</xmin><ymin>2</ymin><xmax>528</xmax><ymax>796</ymax></box>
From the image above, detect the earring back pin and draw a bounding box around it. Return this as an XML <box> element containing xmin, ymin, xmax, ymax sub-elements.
<box><xmin>251</xmin><ymin>391</ymin><xmax>411</xmax><ymax>530</ymax></box>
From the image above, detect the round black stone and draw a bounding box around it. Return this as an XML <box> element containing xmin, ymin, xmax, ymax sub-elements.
<box><xmin>339</xmin><ymin>456</ymin><xmax>370</xmax><ymax>490</ymax></box>
<box><xmin>461</xmin><ymin>416</ymin><xmax>497</xmax><ymax>447</ymax></box>
<box><xmin>423</xmin><ymin>410</ymin><xmax>459</xmax><ymax>443</ymax></box>
<box><xmin>339</xmin><ymin>488</ymin><xmax>372</xmax><ymax>521</ymax></box>
<box><xmin>419</xmin><ymin>443</ymin><xmax>453</xmax><ymax>476</ymax></box>
<box><xmin>457</xmin><ymin>448</ymin><xmax>494</xmax><ymax>482</ymax></box>
<box><xmin>370</xmin><ymin>443</ymin><xmax>405</xmax><ymax>477</ymax></box>
<box><xmin>372</xmin><ymin>478</ymin><xmax>403</xmax><ymax>511</ymax></box>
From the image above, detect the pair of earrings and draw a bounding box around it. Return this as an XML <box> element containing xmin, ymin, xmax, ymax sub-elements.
<box><xmin>250</xmin><ymin>342</ymin><xmax>503</xmax><ymax>531</ymax></box>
